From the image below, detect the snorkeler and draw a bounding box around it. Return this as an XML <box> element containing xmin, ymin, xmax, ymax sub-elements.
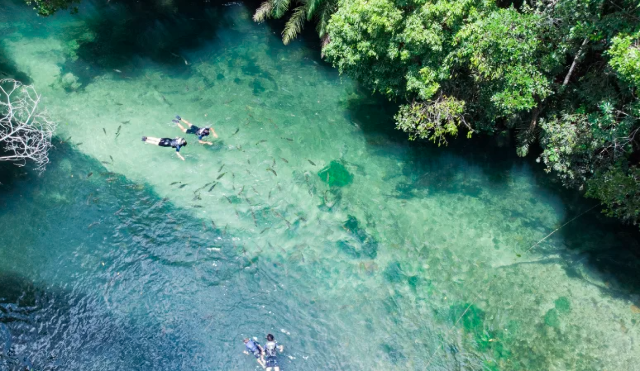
<box><xmin>141</xmin><ymin>136</ymin><xmax>187</xmax><ymax>161</ymax></box>
<box><xmin>173</xmin><ymin>115</ymin><xmax>218</xmax><ymax>145</ymax></box>
<box><xmin>243</xmin><ymin>338</ymin><xmax>266</xmax><ymax>369</ymax></box>
<box><xmin>264</xmin><ymin>334</ymin><xmax>284</xmax><ymax>371</ymax></box>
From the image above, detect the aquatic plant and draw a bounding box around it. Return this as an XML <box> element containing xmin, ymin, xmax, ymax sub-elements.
<box><xmin>317</xmin><ymin>160</ymin><xmax>352</xmax><ymax>187</ymax></box>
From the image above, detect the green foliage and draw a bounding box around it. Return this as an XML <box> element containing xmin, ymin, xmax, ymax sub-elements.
<box><xmin>395</xmin><ymin>96</ymin><xmax>470</xmax><ymax>145</ymax></box>
<box><xmin>25</xmin><ymin>0</ymin><xmax>79</xmax><ymax>16</ymax></box>
<box><xmin>254</xmin><ymin>0</ymin><xmax>337</xmax><ymax>44</ymax></box>
<box><xmin>608</xmin><ymin>31</ymin><xmax>640</xmax><ymax>88</ymax></box>
<box><xmin>587</xmin><ymin>165</ymin><xmax>640</xmax><ymax>223</ymax></box>
<box><xmin>324</xmin><ymin>0</ymin><xmax>640</xmax><ymax>226</ymax></box>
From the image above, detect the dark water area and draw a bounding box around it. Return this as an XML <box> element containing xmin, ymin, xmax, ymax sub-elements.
<box><xmin>1</xmin><ymin>0</ymin><xmax>640</xmax><ymax>370</ymax></box>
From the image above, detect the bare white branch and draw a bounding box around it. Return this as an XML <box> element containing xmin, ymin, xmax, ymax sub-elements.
<box><xmin>0</xmin><ymin>79</ymin><xmax>57</xmax><ymax>172</ymax></box>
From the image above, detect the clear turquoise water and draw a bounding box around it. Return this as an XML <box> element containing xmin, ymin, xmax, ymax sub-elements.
<box><xmin>2</xmin><ymin>1</ymin><xmax>640</xmax><ymax>370</ymax></box>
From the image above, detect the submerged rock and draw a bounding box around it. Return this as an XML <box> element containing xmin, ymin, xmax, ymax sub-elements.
<box><xmin>318</xmin><ymin>161</ymin><xmax>353</xmax><ymax>187</ymax></box>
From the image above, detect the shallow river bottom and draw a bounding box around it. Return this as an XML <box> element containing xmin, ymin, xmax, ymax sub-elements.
<box><xmin>1</xmin><ymin>1</ymin><xmax>640</xmax><ymax>370</ymax></box>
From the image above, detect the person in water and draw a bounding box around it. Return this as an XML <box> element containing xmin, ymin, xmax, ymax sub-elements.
<box><xmin>141</xmin><ymin>136</ymin><xmax>187</xmax><ymax>161</ymax></box>
<box><xmin>264</xmin><ymin>333</ymin><xmax>284</xmax><ymax>371</ymax></box>
<box><xmin>243</xmin><ymin>338</ymin><xmax>266</xmax><ymax>369</ymax></box>
<box><xmin>173</xmin><ymin>115</ymin><xmax>218</xmax><ymax>145</ymax></box>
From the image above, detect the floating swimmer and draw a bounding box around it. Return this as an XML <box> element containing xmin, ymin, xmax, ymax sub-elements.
<box><xmin>243</xmin><ymin>338</ymin><xmax>266</xmax><ymax>369</ymax></box>
<box><xmin>173</xmin><ymin>115</ymin><xmax>218</xmax><ymax>145</ymax></box>
<box><xmin>141</xmin><ymin>136</ymin><xmax>187</xmax><ymax>161</ymax></box>
<box><xmin>264</xmin><ymin>333</ymin><xmax>285</xmax><ymax>371</ymax></box>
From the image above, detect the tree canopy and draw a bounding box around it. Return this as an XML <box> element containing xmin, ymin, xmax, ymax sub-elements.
<box><xmin>322</xmin><ymin>0</ymin><xmax>640</xmax><ymax>225</ymax></box>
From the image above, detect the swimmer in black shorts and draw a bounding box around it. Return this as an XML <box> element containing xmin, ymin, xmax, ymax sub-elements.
<box><xmin>173</xmin><ymin>115</ymin><xmax>218</xmax><ymax>145</ymax></box>
<box><xmin>141</xmin><ymin>136</ymin><xmax>187</xmax><ymax>161</ymax></box>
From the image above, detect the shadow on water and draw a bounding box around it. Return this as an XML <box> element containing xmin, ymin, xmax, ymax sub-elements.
<box><xmin>0</xmin><ymin>45</ymin><xmax>32</xmax><ymax>84</ymax></box>
<box><xmin>343</xmin><ymin>89</ymin><xmax>640</xmax><ymax>303</ymax></box>
<box><xmin>0</xmin><ymin>270</ymin><xmax>200</xmax><ymax>371</ymax></box>
<box><xmin>58</xmin><ymin>0</ymin><xmax>237</xmax><ymax>88</ymax></box>
<box><xmin>0</xmin><ymin>142</ymin><xmax>314</xmax><ymax>370</ymax></box>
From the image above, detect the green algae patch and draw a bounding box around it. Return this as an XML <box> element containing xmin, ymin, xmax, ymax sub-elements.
<box><xmin>318</xmin><ymin>161</ymin><xmax>353</xmax><ymax>187</ymax></box>
<box><xmin>554</xmin><ymin>297</ymin><xmax>571</xmax><ymax>314</ymax></box>
<box><xmin>449</xmin><ymin>303</ymin><xmax>485</xmax><ymax>335</ymax></box>
<box><xmin>544</xmin><ymin>308</ymin><xmax>560</xmax><ymax>328</ymax></box>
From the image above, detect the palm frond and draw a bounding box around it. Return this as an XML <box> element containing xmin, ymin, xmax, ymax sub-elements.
<box><xmin>272</xmin><ymin>0</ymin><xmax>293</xmax><ymax>18</ymax></box>
<box><xmin>283</xmin><ymin>5</ymin><xmax>308</xmax><ymax>45</ymax></box>
<box><xmin>315</xmin><ymin>0</ymin><xmax>336</xmax><ymax>37</ymax></box>
<box><xmin>306</xmin><ymin>0</ymin><xmax>322</xmax><ymax>20</ymax></box>
<box><xmin>253</xmin><ymin>0</ymin><xmax>274</xmax><ymax>22</ymax></box>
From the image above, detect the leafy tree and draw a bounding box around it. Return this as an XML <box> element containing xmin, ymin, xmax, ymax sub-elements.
<box><xmin>324</xmin><ymin>0</ymin><xmax>640</xmax><ymax>225</ymax></box>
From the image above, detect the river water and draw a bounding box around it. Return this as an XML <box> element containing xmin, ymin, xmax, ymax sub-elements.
<box><xmin>1</xmin><ymin>1</ymin><xmax>640</xmax><ymax>370</ymax></box>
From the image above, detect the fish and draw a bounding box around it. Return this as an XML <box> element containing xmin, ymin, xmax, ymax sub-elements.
<box><xmin>237</xmin><ymin>186</ymin><xmax>244</xmax><ymax>196</ymax></box>
<box><xmin>110</xmin><ymin>155</ymin><xmax>114</xmax><ymax>162</ymax></box>
<box><xmin>250</xmin><ymin>209</ymin><xmax>257</xmax><ymax>226</ymax></box>
<box><xmin>260</xmin><ymin>227</ymin><xmax>270</xmax><ymax>234</ymax></box>
<box><xmin>101</xmin><ymin>161</ymin><xmax>110</xmax><ymax>164</ymax></box>
<box><xmin>106</xmin><ymin>177</ymin><xmax>117</xmax><ymax>182</ymax></box>
<box><xmin>217</xmin><ymin>172</ymin><xmax>227</xmax><ymax>180</ymax></box>
<box><xmin>121</xmin><ymin>120</ymin><xmax>130</xmax><ymax>125</ymax></box>
<box><xmin>170</xmin><ymin>181</ymin><xmax>180</xmax><ymax>185</ymax></box>
<box><xmin>245</xmin><ymin>169</ymin><xmax>251</xmax><ymax>175</ymax></box>
<box><xmin>194</xmin><ymin>182</ymin><xmax>212</xmax><ymax>193</ymax></box>
<box><xmin>231</xmin><ymin>128</ymin><xmax>239</xmax><ymax>136</ymax></box>
<box><xmin>268</xmin><ymin>190</ymin><xmax>272</xmax><ymax>199</ymax></box>
<box><xmin>282</xmin><ymin>137</ymin><xmax>293</xmax><ymax>141</ymax></box>
<box><xmin>211</xmin><ymin>219</ymin><xmax>217</xmax><ymax>229</ymax></box>
<box><xmin>256</xmin><ymin>139</ymin><xmax>267</xmax><ymax>145</ymax></box>
<box><xmin>88</xmin><ymin>221</ymin><xmax>100</xmax><ymax>229</ymax></box>
<box><xmin>178</xmin><ymin>184</ymin><xmax>188</xmax><ymax>189</ymax></box>
<box><xmin>224</xmin><ymin>196</ymin><xmax>232</xmax><ymax>204</ymax></box>
<box><xmin>76</xmin><ymin>142</ymin><xmax>83</xmax><ymax>146</ymax></box>
<box><xmin>251</xmin><ymin>186</ymin><xmax>259</xmax><ymax>194</ymax></box>
<box><xmin>244</xmin><ymin>196</ymin><xmax>252</xmax><ymax>205</ymax></box>
<box><xmin>218</xmin><ymin>164</ymin><xmax>225</xmax><ymax>173</ymax></box>
<box><xmin>280</xmin><ymin>157</ymin><xmax>289</xmax><ymax>163</ymax></box>
<box><xmin>103</xmin><ymin>128</ymin><xmax>107</xmax><ymax>135</ymax></box>
<box><xmin>114</xmin><ymin>206</ymin><xmax>124</xmax><ymax>215</ymax></box>
<box><xmin>208</xmin><ymin>183</ymin><xmax>218</xmax><ymax>192</ymax></box>
<box><xmin>247</xmin><ymin>159</ymin><xmax>251</xmax><ymax>164</ymax></box>
<box><xmin>114</xmin><ymin>69</ymin><xmax>122</xmax><ymax>73</ymax></box>
<box><xmin>115</xmin><ymin>125</ymin><xmax>121</xmax><ymax>137</ymax></box>
<box><xmin>87</xmin><ymin>172</ymin><xmax>93</xmax><ymax>178</ymax></box>
<box><xmin>193</xmin><ymin>194</ymin><xmax>202</xmax><ymax>201</ymax></box>
<box><xmin>307</xmin><ymin>159</ymin><xmax>316</xmax><ymax>166</ymax></box>
<box><xmin>192</xmin><ymin>205</ymin><xmax>203</xmax><ymax>208</ymax></box>
<box><xmin>266</xmin><ymin>168</ymin><xmax>277</xmax><ymax>176</ymax></box>
<box><xmin>100</xmin><ymin>172</ymin><xmax>116</xmax><ymax>177</ymax></box>
<box><xmin>235</xmin><ymin>209</ymin><xmax>240</xmax><ymax>218</ymax></box>
<box><xmin>272</xmin><ymin>158</ymin><xmax>276</xmax><ymax>167</ymax></box>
